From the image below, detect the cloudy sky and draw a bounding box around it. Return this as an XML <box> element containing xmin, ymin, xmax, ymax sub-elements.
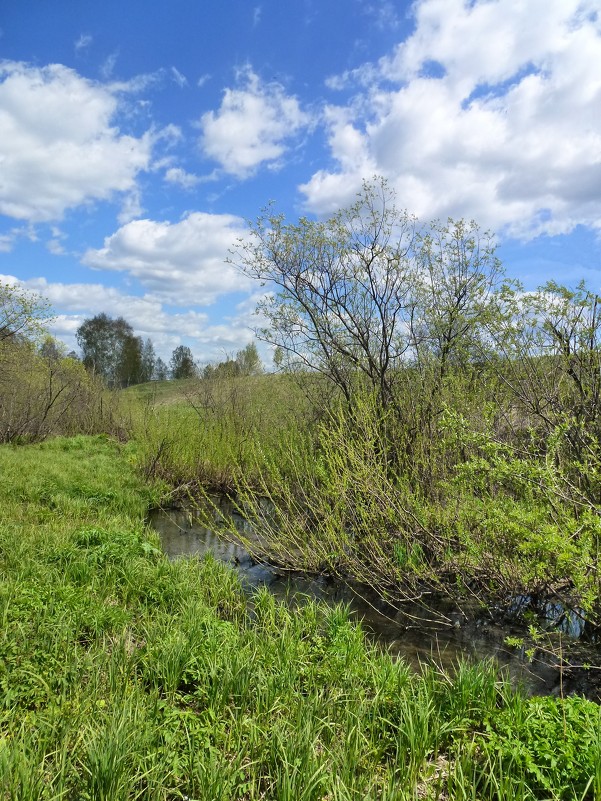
<box><xmin>1</xmin><ymin>0</ymin><xmax>600</xmax><ymax>364</ymax></box>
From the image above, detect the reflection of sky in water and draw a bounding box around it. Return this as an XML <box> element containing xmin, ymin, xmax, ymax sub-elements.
<box><xmin>150</xmin><ymin>505</ymin><xmax>563</xmax><ymax>695</ymax></box>
<box><xmin>509</xmin><ymin>595</ymin><xmax>586</xmax><ymax>639</ymax></box>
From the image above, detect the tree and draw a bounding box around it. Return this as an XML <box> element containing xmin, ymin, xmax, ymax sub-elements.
<box><xmin>140</xmin><ymin>338</ymin><xmax>156</xmax><ymax>383</ymax></box>
<box><xmin>170</xmin><ymin>345</ymin><xmax>196</xmax><ymax>379</ymax></box>
<box><xmin>76</xmin><ymin>314</ymin><xmax>154</xmax><ymax>388</ymax></box>
<box><xmin>273</xmin><ymin>346</ymin><xmax>284</xmax><ymax>370</ymax></box>
<box><xmin>1</xmin><ymin>285</ymin><xmax>52</xmax><ymax>427</ymax></box>
<box><xmin>200</xmin><ymin>342</ymin><xmax>263</xmax><ymax>381</ymax></box>
<box><xmin>117</xmin><ymin>333</ymin><xmax>144</xmax><ymax>387</ymax></box>
<box><xmin>234</xmin><ymin>179</ymin><xmax>414</xmax><ymax>409</ymax></box>
<box><xmin>236</xmin><ymin>341</ymin><xmax>262</xmax><ymax>376</ymax></box>
<box><xmin>1</xmin><ymin>281</ymin><xmax>50</xmax><ymax>345</ymax></box>
<box><xmin>39</xmin><ymin>335</ymin><xmax>63</xmax><ymax>362</ymax></box>
<box><xmin>485</xmin><ymin>280</ymin><xmax>601</xmax><ymax>512</ymax></box>
<box><xmin>207</xmin><ymin>358</ymin><xmax>240</xmax><ymax>379</ymax></box>
<box><xmin>233</xmin><ymin>178</ymin><xmax>502</xmax><ymax>417</ymax></box>
<box><xmin>76</xmin><ymin>313</ymin><xmax>130</xmax><ymax>386</ymax></box>
<box><xmin>153</xmin><ymin>356</ymin><xmax>168</xmax><ymax>381</ymax></box>
<box><xmin>411</xmin><ymin>218</ymin><xmax>503</xmax><ymax>379</ymax></box>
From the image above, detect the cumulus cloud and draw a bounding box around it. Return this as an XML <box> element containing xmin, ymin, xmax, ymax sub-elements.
<box><xmin>164</xmin><ymin>167</ymin><xmax>201</xmax><ymax>189</ymax></box>
<box><xmin>3</xmin><ymin>272</ymin><xmax>262</xmax><ymax>362</ymax></box>
<box><xmin>300</xmin><ymin>106</ymin><xmax>378</xmax><ymax>213</ymax></box>
<box><xmin>0</xmin><ymin>61</ymin><xmax>153</xmax><ymax>223</ymax></box>
<box><xmin>199</xmin><ymin>67</ymin><xmax>311</xmax><ymax>178</ymax></box>
<box><xmin>82</xmin><ymin>212</ymin><xmax>252</xmax><ymax>305</ymax></box>
<box><xmin>13</xmin><ymin>275</ymin><xmax>210</xmax><ymax>355</ymax></box>
<box><xmin>303</xmin><ymin>0</ymin><xmax>601</xmax><ymax>239</ymax></box>
<box><xmin>0</xmin><ymin>224</ymin><xmax>37</xmax><ymax>253</ymax></box>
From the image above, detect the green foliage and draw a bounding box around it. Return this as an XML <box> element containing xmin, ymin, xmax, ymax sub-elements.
<box><xmin>0</xmin><ymin>280</ymin><xmax>51</xmax><ymax>344</ymax></box>
<box><xmin>127</xmin><ymin>330</ymin><xmax>601</xmax><ymax>633</ymax></box>
<box><xmin>235</xmin><ymin>179</ymin><xmax>504</xmax><ymax>427</ymax></box>
<box><xmin>77</xmin><ymin>313</ymin><xmax>144</xmax><ymax>388</ymax></box>
<box><xmin>170</xmin><ymin>344</ymin><xmax>196</xmax><ymax>379</ymax></box>
<box><xmin>214</xmin><ymin>182</ymin><xmax>601</xmax><ymax>627</ymax></box>
<box><xmin>0</xmin><ymin>337</ymin><xmax>123</xmax><ymax>443</ymax></box>
<box><xmin>1</xmin><ymin>293</ymin><xmax>133</xmax><ymax>442</ymax></box>
<box><xmin>128</xmin><ymin>370</ymin><xmax>313</xmax><ymax>491</ymax></box>
<box><xmin>475</xmin><ymin>695</ymin><xmax>601</xmax><ymax>799</ymax></box>
<box><xmin>202</xmin><ymin>340</ymin><xmax>263</xmax><ymax>379</ymax></box>
<box><xmin>0</xmin><ymin>435</ymin><xmax>598</xmax><ymax>799</ymax></box>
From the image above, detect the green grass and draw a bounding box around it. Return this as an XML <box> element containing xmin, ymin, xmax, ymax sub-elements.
<box><xmin>123</xmin><ymin>378</ymin><xmax>198</xmax><ymax>405</ymax></box>
<box><xmin>126</xmin><ymin>373</ymin><xmax>317</xmax><ymax>492</ymax></box>
<box><xmin>0</xmin><ymin>435</ymin><xmax>599</xmax><ymax>799</ymax></box>
<box><xmin>123</xmin><ymin>375</ymin><xmax>601</xmax><ymax>636</ymax></box>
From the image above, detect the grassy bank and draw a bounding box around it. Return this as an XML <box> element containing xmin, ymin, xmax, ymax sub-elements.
<box><xmin>127</xmin><ymin>373</ymin><xmax>601</xmax><ymax>640</ymax></box>
<box><xmin>0</xmin><ymin>435</ymin><xmax>600</xmax><ymax>799</ymax></box>
<box><xmin>126</xmin><ymin>373</ymin><xmax>316</xmax><ymax>492</ymax></box>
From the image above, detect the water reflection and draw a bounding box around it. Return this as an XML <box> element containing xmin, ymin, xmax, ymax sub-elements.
<box><xmin>509</xmin><ymin>595</ymin><xmax>587</xmax><ymax>639</ymax></box>
<box><xmin>150</xmin><ymin>501</ymin><xmax>566</xmax><ymax>696</ymax></box>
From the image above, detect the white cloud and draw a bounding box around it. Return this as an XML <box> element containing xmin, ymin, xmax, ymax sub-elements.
<box><xmin>361</xmin><ymin>2</ymin><xmax>401</xmax><ymax>31</ymax></box>
<box><xmin>171</xmin><ymin>66</ymin><xmax>188</xmax><ymax>88</ymax></box>
<box><xmin>100</xmin><ymin>52</ymin><xmax>118</xmax><ymax>80</ymax></box>
<box><xmin>300</xmin><ymin>106</ymin><xmax>377</xmax><ymax>213</ymax></box>
<box><xmin>199</xmin><ymin>67</ymin><xmax>311</xmax><ymax>178</ymax></box>
<box><xmin>46</xmin><ymin>226</ymin><xmax>67</xmax><ymax>256</ymax></box>
<box><xmin>118</xmin><ymin>189</ymin><xmax>144</xmax><ymax>225</ymax></box>
<box><xmin>107</xmin><ymin>70</ymin><xmax>163</xmax><ymax>95</ymax></box>
<box><xmin>0</xmin><ymin>61</ymin><xmax>153</xmax><ymax>223</ymax></box>
<box><xmin>0</xmin><ymin>224</ymin><xmax>37</xmax><ymax>253</ymax></box>
<box><xmin>15</xmin><ymin>276</ymin><xmax>210</xmax><ymax>357</ymax></box>
<box><xmin>164</xmin><ymin>167</ymin><xmax>201</xmax><ymax>189</ymax></box>
<box><xmin>153</xmin><ymin>123</ymin><xmax>182</xmax><ymax>147</ymax></box>
<box><xmin>75</xmin><ymin>34</ymin><xmax>92</xmax><ymax>52</ymax></box>
<box><xmin>2</xmin><ymin>273</ymin><xmax>262</xmax><ymax>362</ymax></box>
<box><xmin>82</xmin><ymin>212</ymin><xmax>252</xmax><ymax>305</ymax></box>
<box><xmin>0</xmin><ymin>235</ymin><xmax>13</xmax><ymax>253</ymax></box>
<box><xmin>302</xmin><ymin>0</ymin><xmax>601</xmax><ymax>239</ymax></box>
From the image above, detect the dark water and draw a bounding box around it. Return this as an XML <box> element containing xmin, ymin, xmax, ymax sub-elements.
<box><xmin>150</xmin><ymin>500</ymin><xmax>595</xmax><ymax>698</ymax></box>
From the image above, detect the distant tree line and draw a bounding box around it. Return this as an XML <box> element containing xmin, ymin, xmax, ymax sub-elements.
<box><xmin>75</xmin><ymin>314</ymin><xmax>197</xmax><ymax>387</ymax></box>
<box><xmin>75</xmin><ymin>314</ymin><xmax>263</xmax><ymax>387</ymax></box>
<box><xmin>201</xmin><ymin>342</ymin><xmax>262</xmax><ymax>380</ymax></box>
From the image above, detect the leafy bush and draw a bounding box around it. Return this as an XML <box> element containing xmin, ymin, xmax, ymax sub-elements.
<box><xmin>477</xmin><ymin>695</ymin><xmax>601</xmax><ymax>799</ymax></box>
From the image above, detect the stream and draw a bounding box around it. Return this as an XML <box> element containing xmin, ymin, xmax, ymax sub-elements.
<box><xmin>150</xmin><ymin>498</ymin><xmax>600</xmax><ymax>699</ymax></box>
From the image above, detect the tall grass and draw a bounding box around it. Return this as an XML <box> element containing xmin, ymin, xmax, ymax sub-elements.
<box><xmin>126</xmin><ymin>372</ymin><xmax>601</xmax><ymax>641</ymax></box>
<box><xmin>0</xmin><ymin>435</ymin><xmax>599</xmax><ymax>798</ymax></box>
<box><xmin>127</xmin><ymin>372</ymin><xmax>316</xmax><ymax>492</ymax></box>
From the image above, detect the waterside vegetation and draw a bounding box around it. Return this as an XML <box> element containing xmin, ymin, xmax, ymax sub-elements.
<box><xmin>3</xmin><ymin>182</ymin><xmax>601</xmax><ymax>797</ymax></box>
<box><xmin>1</xmin><ymin>437</ymin><xmax>600</xmax><ymax>799</ymax></box>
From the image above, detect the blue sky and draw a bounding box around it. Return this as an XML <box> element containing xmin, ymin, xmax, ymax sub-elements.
<box><xmin>1</xmin><ymin>0</ymin><xmax>600</xmax><ymax>364</ymax></box>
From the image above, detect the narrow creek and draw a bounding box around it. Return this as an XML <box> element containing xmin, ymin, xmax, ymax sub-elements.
<box><xmin>150</xmin><ymin>497</ymin><xmax>599</xmax><ymax>699</ymax></box>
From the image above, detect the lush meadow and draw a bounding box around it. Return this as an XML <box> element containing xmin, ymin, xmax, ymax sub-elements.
<box><xmin>1</xmin><ymin>435</ymin><xmax>600</xmax><ymax>800</ymax></box>
<box><xmin>3</xmin><ymin>189</ymin><xmax>601</xmax><ymax>798</ymax></box>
